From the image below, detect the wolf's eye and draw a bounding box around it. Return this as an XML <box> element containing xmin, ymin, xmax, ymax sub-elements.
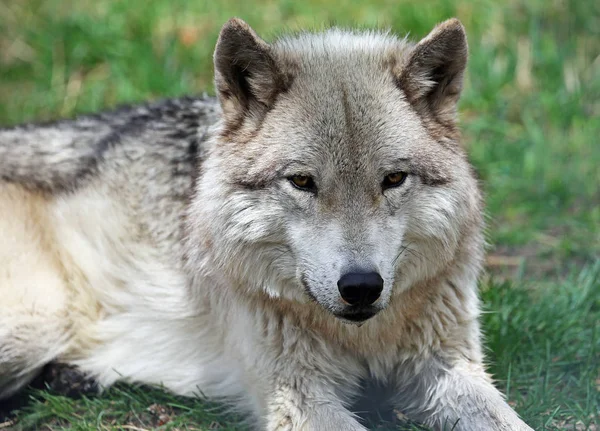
<box><xmin>288</xmin><ymin>175</ymin><xmax>317</xmax><ymax>192</ymax></box>
<box><xmin>382</xmin><ymin>172</ymin><xmax>408</xmax><ymax>190</ymax></box>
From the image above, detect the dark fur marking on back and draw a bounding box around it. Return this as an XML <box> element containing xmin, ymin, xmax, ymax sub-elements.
<box><xmin>0</xmin><ymin>96</ymin><xmax>215</xmax><ymax>194</ymax></box>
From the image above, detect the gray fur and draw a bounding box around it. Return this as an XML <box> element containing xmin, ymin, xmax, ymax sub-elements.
<box><xmin>0</xmin><ymin>18</ymin><xmax>533</xmax><ymax>431</ymax></box>
<box><xmin>0</xmin><ymin>97</ymin><xmax>219</xmax><ymax>194</ymax></box>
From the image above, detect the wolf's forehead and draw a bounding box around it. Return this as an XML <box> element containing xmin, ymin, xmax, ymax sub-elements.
<box><xmin>277</xmin><ymin>76</ymin><xmax>424</xmax><ymax>155</ymax></box>
<box><xmin>264</xmin><ymin>75</ymin><xmax>442</xmax><ymax>180</ymax></box>
<box><xmin>263</xmin><ymin>31</ymin><xmax>435</xmax><ymax>168</ymax></box>
<box><xmin>270</xmin><ymin>30</ymin><xmax>416</xmax><ymax>130</ymax></box>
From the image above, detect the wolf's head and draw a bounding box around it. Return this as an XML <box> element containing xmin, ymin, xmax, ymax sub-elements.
<box><xmin>188</xmin><ymin>18</ymin><xmax>483</xmax><ymax>324</ymax></box>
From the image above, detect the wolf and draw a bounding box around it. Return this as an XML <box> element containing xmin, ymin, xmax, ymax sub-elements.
<box><xmin>0</xmin><ymin>17</ymin><xmax>533</xmax><ymax>430</ymax></box>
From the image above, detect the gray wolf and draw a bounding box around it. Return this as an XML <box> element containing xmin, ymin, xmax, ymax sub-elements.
<box><xmin>0</xmin><ymin>17</ymin><xmax>533</xmax><ymax>430</ymax></box>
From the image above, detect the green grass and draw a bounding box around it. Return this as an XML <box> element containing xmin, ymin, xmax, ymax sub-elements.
<box><xmin>1</xmin><ymin>0</ymin><xmax>598</xmax><ymax>429</ymax></box>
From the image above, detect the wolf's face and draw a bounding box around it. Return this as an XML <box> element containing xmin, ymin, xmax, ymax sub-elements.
<box><xmin>189</xmin><ymin>19</ymin><xmax>482</xmax><ymax>323</ymax></box>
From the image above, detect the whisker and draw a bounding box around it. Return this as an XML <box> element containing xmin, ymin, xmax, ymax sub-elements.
<box><xmin>393</xmin><ymin>245</ymin><xmax>409</xmax><ymax>266</ymax></box>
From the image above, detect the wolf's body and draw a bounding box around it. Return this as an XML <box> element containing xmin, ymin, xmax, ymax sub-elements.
<box><xmin>0</xmin><ymin>18</ymin><xmax>532</xmax><ymax>430</ymax></box>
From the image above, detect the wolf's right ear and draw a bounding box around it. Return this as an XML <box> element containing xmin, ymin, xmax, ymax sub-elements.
<box><xmin>214</xmin><ymin>18</ymin><xmax>291</xmax><ymax>131</ymax></box>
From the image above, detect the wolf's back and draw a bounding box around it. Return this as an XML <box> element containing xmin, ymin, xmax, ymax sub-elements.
<box><xmin>0</xmin><ymin>118</ymin><xmax>116</xmax><ymax>192</ymax></box>
<box><xmin>0</xmin><ymin>96</ymin><xmax>219</xmax><ymax>193</ymax></box>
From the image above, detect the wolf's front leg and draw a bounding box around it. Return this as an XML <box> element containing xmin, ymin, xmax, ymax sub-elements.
<box><xmin>397</xmin><ymin>359</ymin><xmax>533</xmax><ymax>431</ymax></box>
<box><xmin>264</xmin><ymin>375</ymin><xmax>366</xmax><ymax>431</ymax></box>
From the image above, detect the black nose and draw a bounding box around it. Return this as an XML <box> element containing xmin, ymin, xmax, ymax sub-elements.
<box><xmin>337</xmin><ymin>272</ymin><xmax>383</xmax><ymax>306</ymax></box>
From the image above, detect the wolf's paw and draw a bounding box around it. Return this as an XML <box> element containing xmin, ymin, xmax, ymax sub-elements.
<box><xmin>40</xmin><ymin>363</ymin><xmax>99</xmax><ymax>398</ymax></box>
<box><xmin>0</xmin><ymin>363</ymin><xmax>98</xmax><ymax>422</ymax></box>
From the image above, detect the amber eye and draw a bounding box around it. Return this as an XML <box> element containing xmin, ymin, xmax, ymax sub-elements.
<box><xmin>288</xmin><ymin>175</ymin><xmax>317</xmax><ymax>192</ymax></box>
<box><xmin>382</xmin><ymin>172</ymin><xmax>408</xmax><ymax>190</ymax></box>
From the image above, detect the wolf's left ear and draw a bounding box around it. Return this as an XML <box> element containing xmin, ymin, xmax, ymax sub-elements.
<box><xmin>396</xmin><ymin>18</ymin><xmax>468</xmax><ymax>124</ymax></box>
<box><xmin>214</xmin><ymin>18</ymin><xmax>291</xmax><ymax>130</ymax></box>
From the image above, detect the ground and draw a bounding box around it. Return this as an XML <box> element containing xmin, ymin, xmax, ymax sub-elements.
<box><xmin>0</xmin><ymin>0</ymin><xmax>598</xmax><ymax>430</ymax></box>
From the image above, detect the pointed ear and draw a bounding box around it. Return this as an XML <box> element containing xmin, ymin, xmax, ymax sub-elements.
<box><xmin>397</xmin><ymin>18</ymin><xmax>468</xmax><ymax>124</ymax></box>
<box><xmin>214</xmin><ymin>18</ymin><xmax>291</xmax><ymax>131</ymax></box>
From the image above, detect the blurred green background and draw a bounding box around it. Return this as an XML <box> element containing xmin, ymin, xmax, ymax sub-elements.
<box><xmin>0</xmin><ymin>0</ymin><xmax>598</xmax><ymax>430</ymax></box>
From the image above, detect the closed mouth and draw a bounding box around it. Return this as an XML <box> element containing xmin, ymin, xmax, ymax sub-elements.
<box><xmin>299</xmin><ymin>276</ymin><xmax>381</xmax><ymax>323</ymax></box>
<box><xmin>334</xmin><ymin>308</ymin><xmax>379</xmax><ymax>323</ymax></box>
